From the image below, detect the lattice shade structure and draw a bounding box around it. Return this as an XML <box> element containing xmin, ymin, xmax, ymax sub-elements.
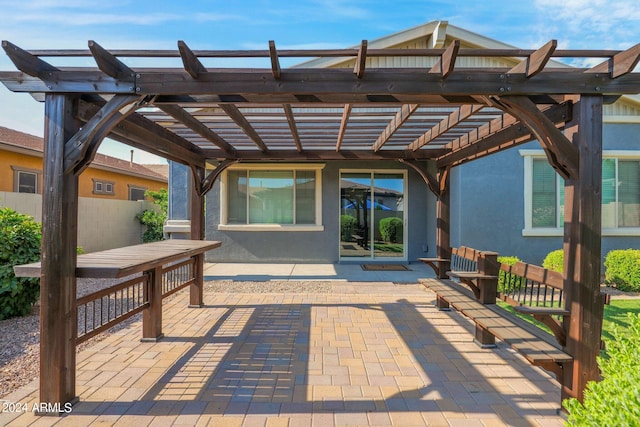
<box><xmin>2</xmin><ymin>30</ymin><xmax>640</xmax><ymax>411</ymax></box>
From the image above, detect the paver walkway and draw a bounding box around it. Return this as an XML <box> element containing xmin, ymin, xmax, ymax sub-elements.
<box><xmin>1</xmin><ymin>281</ymin><xmax>564</xmax><ymax>426</ymax></box>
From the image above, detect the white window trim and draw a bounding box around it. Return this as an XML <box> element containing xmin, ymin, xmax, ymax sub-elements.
<box><xmin>521</xmin><ymin>149</ymin><xmax>640</xmax><ymax>236</ymax></box>
<box><xmin>219</xmin><ymin>163</ymin><xmax>325</xmax><ymax>232</ymax></box>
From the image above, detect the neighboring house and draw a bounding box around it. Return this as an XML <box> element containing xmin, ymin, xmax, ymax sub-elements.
<box><xmin>168</xmin><ymin>21</ymin><xmax>640</xmax><ymax>265</ymax></box>
<box><xmin>0</xmin><ymin>126</ymin><xmax>168</xmax><ymax>201</ymax></box>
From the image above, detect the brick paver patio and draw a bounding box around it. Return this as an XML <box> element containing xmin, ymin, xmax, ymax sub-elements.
<box><xmin>1</xmin><ymin>281</ymin><xmax>565</xmax><ymax>426</ymax></box>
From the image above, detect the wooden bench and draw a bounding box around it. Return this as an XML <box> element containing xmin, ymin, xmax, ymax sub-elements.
<box><xmin>419</xmin><ymin>245</ymin><xmax>480</xmax><ymax>278</ymax></box>
<box><xmin>420</xmin><ymin>278</ymin><xmax>572</xmax><ymax>381</ymax></box>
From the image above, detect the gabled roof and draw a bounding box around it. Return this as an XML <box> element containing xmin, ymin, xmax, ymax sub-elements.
<box><xmin>0</xmin><ymin>126</ymin><xmax>168</xmax><ymax>182</ymax></box>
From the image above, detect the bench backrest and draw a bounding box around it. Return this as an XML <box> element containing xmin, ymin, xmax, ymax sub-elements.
<box><xmin>498</xmin><ymin>261</ymin><xmax>564</xmax><ymax>310</ymax></box>
<box><xmin>451</xmin><ymin>246</ymin><xmax>480</xmax><ymax>271</ymax></box>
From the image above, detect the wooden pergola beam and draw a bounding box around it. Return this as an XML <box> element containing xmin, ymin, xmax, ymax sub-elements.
<box><xmin>372</xmin><ymin>104</ymin><xmax>419</xmax><ymax>152</ymax></box>
<box><xmin>587</xmin><ymin>42</ymin><xmax>640</xmax><ymax>78</ymax></box>
<box><xmin>219</xmin><ymin>104</ymin><xmax>269</xmax><ymax>152</ymax></box>
<box><xmin>201</xmin><ymin>148</ymin><xmax>447</xmax><ymax>161</ymax></box>
<box><xmin>178</xmin><ymin>40</ymin><xmax>208</xmax><ymax>79</ymax></box>
<box><xmin>492</xmin><ymin>95</ymin><xmax>578</xmax><ymax>179</ymax></box>
<box><xmin>76</xmin><ymin>100</ymin><xmax>206</xmax><ymax>167</ymax></box>
<box><xmin>428</xmin><ymin>39</ymin><xmax>460</xmax><ymax>79</ymax></box>
<box><xmin>2</xmin><ymin>40</ymin><xmax>58</xmax><ymax>77</ymax></box>
<box><xmin>157</xmin><ymin>104</ymin><xmax>237</xmax><ymax>155</ymax></box>
<box><xmin>409</xmin><ymin>104</ymin><xmax>484</xmax><ymax>151</ymax></box>
<box><xmin>336</xmin><ymin>104</ymin><xmax>352</xmax><ymax>151</ymax></box>
<box><xmin>354</xmin><ymin>40</ymin><xmax>368</xmax><ymax>79</ymax></box>
<box><xmin>283</xmin><ymin>104</ymin><xmax>302</xmax><ymax>152</ymax></box>
<box><xmin>269</xmin><ymin>40</ymin><xmax>281</xmax><ymax>79</ymax></box>
<box><xmin>64</xmin><ymin>94</ymin><xmax>143</xmax><ymax>174</ymax></box>
<box><xmin>437</xmin><ymin>101</ymin><xmax>572</xmax><ymax>167</ymax></box>
<box><xmin>4</xmin><ymin>68</ymin><xmax>640</xmax><ymax>98</ymax></box>
<box><xmin>88</xmin><ymin>40</ymin><xmax>135</xmax><ymax>80</ymax></box>
<box><xmin>509</xmin><ymin>40</ymin><xmax>557</xmax><ymax>78</ymax></box>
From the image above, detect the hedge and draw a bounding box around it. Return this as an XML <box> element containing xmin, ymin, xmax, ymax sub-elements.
<box><xmin>0</xmin><ymin>208</ymin><xmax>41</xmax><ymax>320</ymax></box>
<box><xmin>542</xmin><ymin>249</ymin><xmax>564</xmax><ymax>273</ymax></box>
<box><xmin>604</xmin><ymin>249</ymin><xmax>640</xmax><ymax>292</ymax></box>
<box><xmin>379</xmin><ymin>217</ymin><xmax>403</xmax><ymax>243</ymax></box>
<box><xmin>564</xmin><ymin>313</ymin><xmax>640</xmax><ymax>425</ymax></box>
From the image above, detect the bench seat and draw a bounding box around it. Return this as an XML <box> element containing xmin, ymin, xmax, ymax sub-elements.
<box><xmin>420</xmin><ymin>278</ymin><xmax>572</xmax><ymax>373</ymax></box>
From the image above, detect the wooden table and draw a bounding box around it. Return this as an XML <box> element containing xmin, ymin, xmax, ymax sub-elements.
<box><xmin>15</xmin><ymin>239</ymin><xmax>221</xmax><ymax>341</ymax></box>
<box><xmin>14</xmin><ymin>239</ymin><xmax>221</xmax><ymax>279</ymax></box>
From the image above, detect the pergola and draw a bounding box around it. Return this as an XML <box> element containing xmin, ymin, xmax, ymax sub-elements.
<box><xmin>2</xmin><ymin>38</ymin><xmax>640</xmax><ymax>409</ymax></box>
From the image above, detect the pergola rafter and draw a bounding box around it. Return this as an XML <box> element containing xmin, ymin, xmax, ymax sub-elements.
<box><xmin>2</xmin><ymin>38</ymin><xmax>640</xmax><ymax>410</ymax></box>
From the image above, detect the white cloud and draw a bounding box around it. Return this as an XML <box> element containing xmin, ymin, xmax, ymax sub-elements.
<box><xmin>534</xmin><ymin>0</ymin><xmax>640</xmax><ymax>49</ymax></box>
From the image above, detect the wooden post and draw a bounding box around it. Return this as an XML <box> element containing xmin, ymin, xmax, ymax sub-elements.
<box><xmin>474</xmin><ymin>251</ymin><xmax>499</xmax><ymax>347</ymax></box>
<box><xmin>189</xmin><ymin>167</ymin><xmax>205</xmax><ymax>307</ymax></box>
<box><xmin>142</xmin><ymin>266</ymin><xmax>164</xmax><ymax>341</ymax></box>
<box><xmin>477</xmin><ymin>251</ymin><xmax>499</xmax><ymax>304</ymax></box>
<box><xmin>39</xmin><ymin>94</ymin><xmax>80</xmax><ymax>411</ymax></box>
<box><xmin>562</xmin><ymin>95</ymin><xmax>604</xmax><ymax>402</ymax></box>
<box><xmin>436</xmin><ymin>167</ymin><xmax>451</xmax><ymax>279</ymax></box>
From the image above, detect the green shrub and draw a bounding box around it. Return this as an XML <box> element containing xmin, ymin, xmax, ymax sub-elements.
<box><xmin>497</xmin><ymin>256</ymin><xmax>522</xmax><ymax>293</ymax></box>
<box><xmin>340</xmin><ymin>214</ymin><xmax>357</xmax><ymax>241</ymax></box>
<box><xmin>136</xmin><ymin>189</ymin><xmax>168</xmax><ymax>243</ymax></box>
<box><xmin>0</xmin><ymin>208</ymin><xmax>41</xmax><ymax>320</ymax></box>
<box><xmin>543</xmin><ymin>249</ymin><xmax>564</xmax><ymax>273</ymax></box>
<box><xmin>563</xmin><ymin>313</ymin><xmax>640</xmax><ymax>425</ymax></box>
<box><xmin>379</xmin><ymin>217</ymin><xmax>403</xmax><ymax>243</ymax></box>
<box><xmin>604</xmin><ymin>249</ymin><xmax>640</xmax><ymax>292</ymax></box>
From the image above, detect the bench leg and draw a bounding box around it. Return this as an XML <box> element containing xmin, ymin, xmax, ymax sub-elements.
<box><xmin>474</xmin><ymin>324</ymin><xmax>496</xmax><ymax>348</ymax></box>
<box><xmin>142</xmin><ymin>266</ymin><xmax>164</xmax><ymax>342</ymax></box>
<box><xmin>189</xmin><ymin>254</ymin><xmax>204</xmax><ymax>308</ymax></box>
<box><xmin>435</xmin><ymin>296</ymin><xmax>450</xmax><ymax>311</ymax></box>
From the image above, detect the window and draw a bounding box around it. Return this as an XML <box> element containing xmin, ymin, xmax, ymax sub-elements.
<box><xmin>523</xmin><ymin>150</ymin><xmax>640</xmax><ymax>235</ymax></box>
<box><xmin>129</xmin><ymin>186</ymin><xmax>147</xmax><ymax>201</ymax></box>
<box><xmin>12</xmin><ymin>167</ymin><xmax>41</xmax><ymax>194</ymax></box>
<box><xmin>17</xmin><ymin>171</ymin><xmax>38</xmax><ymax>193</ymax></box>
<box><xmin>93</xmin><ymin>179</ymin><xmax>115</xmax><ymax>195</ymax></box>
<box><xmin>220</xmin><ymin>164</ymin><xmax>324</xmax><ymax>231</ymax></box>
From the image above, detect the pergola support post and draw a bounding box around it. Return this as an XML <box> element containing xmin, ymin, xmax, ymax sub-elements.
<box><xmin>436</xmin><ymin>167</ymin><xmax>451</xmax><ymax>279</ymax></box>
<box><xmin>39</xmin><ymin>94</ymin><xmax>80</xmax><ymax>412</ymax></box>
<box><xmin>562</xmin><ymin>95</ymin><xmax>605</xmax><ymax>403</ymax></box>
<box><xmin>189</xmin><ymin>166</ymin><xmax>205</xmax><ymax>307</ymax></box>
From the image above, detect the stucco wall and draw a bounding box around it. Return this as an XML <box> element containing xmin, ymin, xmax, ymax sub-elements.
<box><xmin>450</xmin><ymin>122</ymin><xmax>640</xmax><ymax>265</ymax></box>
<box><xmin>1</xmin><ymin>149</ymin><xmax>166</xmax><ymax>200</ymax></box>
<box><xmin>0</xmin><ymin>191</ymin><xmax>153</xmax><ymax>253</ymax></box>
<box><xmin>196</xmin><ymin>161</ymin><xmax>435</xmax><ymax>263</ymax></box>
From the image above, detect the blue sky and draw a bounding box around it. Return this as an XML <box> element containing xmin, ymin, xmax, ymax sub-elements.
<box><xmin>1</xmin><ymin>0</ymin><xmax>639</xmax><ymax>163</ymax></box>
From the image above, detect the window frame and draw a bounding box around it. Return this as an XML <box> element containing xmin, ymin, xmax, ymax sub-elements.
<box><xmin>522</xmin><ymin>149</ymin><xmax>640</xmax><ymax>236</ymax></box>
<box><xmin>92</xmin><ymin>179</ymin><xmax>115</xmax><ymax>196</ymax></box>
<box><xmin>128</xmin><ymin>185</ymin><xmax>148</xmax><ymax>201</ymax></box>
<box><xmin>219</xmin><ymin>163</ymin><xmax>325</xmax><ymax>232</ymax></box>
<box><xmin>12</xmin><ymin>166</ymin><xmax>41</xmax><ymax>194</ymax></box>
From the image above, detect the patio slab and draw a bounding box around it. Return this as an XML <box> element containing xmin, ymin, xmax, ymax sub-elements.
<box><xmin>203</xmin><ymin>261</ymin><xmax>436</xmax><ymax>283</ymax></box>
<box><xmin>1</xmin><ymin>280</ymin><xmax>565</xmax><ymax>426</ymax></box>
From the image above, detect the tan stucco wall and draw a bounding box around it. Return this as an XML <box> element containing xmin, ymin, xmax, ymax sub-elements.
<box><xmin>0</xmin><ymin>191</ymin><xmax>155</xmax><ymax>253</ymax></box>
<box><xmin>0</xmin><ymin>148</ymin><xmax>166</xmax><ymax>200</ymax></box>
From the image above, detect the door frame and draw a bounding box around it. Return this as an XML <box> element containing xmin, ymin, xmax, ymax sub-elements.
<box><xmin>338</xmin><ymin>169</ymin><xmax>408</xmax><ymax>262</ymax></box>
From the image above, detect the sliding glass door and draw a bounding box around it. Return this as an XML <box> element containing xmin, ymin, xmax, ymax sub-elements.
<box><xmin>339</xmin><ymin>171</ymin><xmax>406</xmax><ymax>260</ymax></box>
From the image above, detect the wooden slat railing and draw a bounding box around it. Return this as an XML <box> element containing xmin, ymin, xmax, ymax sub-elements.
<box><xmin>76</xmin><ymin>259</ymin><xmax>198</xmax><ymax>343</ymax></box>
<box><xmin>498</xmin><ymin>261</ymin><xmax>564</xmax><ymax>310</ymax></box>
<box><xmin>450</xmin><ymin>246</ymin><xmax>479</xmax><ymax>271</ymax></box>
<box><xmin>161</xmin><ymin>258</ymin><xmax>196</xmax><ymax>298</ymax></box>
<box><xmin>76</xmin><ymin>274</ymin><xmax>150</xmax><ymax>343</ymax></box>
